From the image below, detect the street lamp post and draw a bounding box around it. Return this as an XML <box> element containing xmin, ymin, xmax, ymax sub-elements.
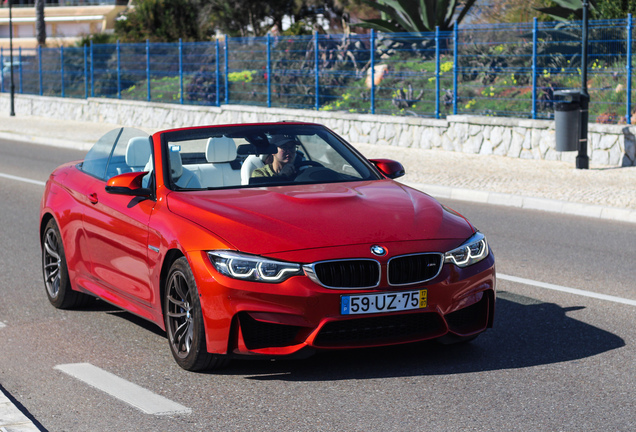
<box><xmin>577</xmin><ymin>0</ymin><xmax>590</xmax><ymax>169</ymax></box>
<box><xmin>8</xmin><ymin>0</ymin><xmax>15</xmax><ymax>116</ymax></box>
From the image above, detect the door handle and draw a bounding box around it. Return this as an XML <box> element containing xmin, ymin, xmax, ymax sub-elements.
<box><xmin>88</xmin><ymin>193</ymin><xmax>98</xmax><ymax>204</ymax></box>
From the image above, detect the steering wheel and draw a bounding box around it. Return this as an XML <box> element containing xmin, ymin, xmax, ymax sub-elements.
<box><xmin>296</xmin><ymin>160</ymin><xmax>323</xmax><ymax>170</ymax></box>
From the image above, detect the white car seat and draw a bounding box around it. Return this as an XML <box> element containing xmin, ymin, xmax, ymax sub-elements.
<box><xmin>169</xmin><ymin>150</ymin><xmax>201</xmax><ymax>189</ymax></box>
<box><xmin>125</xmin><ymin>136</ymin><xmax>151</xmax><ymax>172</ymax></box>
<box><xmin>241</xmin><ymin>155</ymin><xmax>266</xmax><ymax>185</ymax></box>
<box><xmin>196</xmin><ymin>137</ymin><xmax>241</xmax><ymax>188</ymax></box>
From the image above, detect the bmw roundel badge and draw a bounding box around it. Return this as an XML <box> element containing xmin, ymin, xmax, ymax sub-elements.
<box><xmin>370</xmin><ymin>245</ymin><xmax>387</xmax><ymax>256</ymax></box>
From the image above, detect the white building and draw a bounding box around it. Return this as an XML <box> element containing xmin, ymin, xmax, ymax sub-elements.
<box><xmin>0</xmin><ymin>1</ymin><xmax>128</xmax><ymax>49</ymax></box>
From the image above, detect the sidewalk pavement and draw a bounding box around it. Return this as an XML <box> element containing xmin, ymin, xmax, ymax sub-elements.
<box><xmin>0</xmin><ymin>113</ymin><xmax>635</xmax><ymax>429</ymax></box>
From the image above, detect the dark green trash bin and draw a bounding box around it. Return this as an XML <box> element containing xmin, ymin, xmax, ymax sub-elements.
<box><xmin>554</xmin><ymin>90</ymin><xmax>581</xmax><ymax>152</ymax></box>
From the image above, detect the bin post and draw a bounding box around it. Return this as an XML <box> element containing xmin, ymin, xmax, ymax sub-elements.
<box><xmin>577</xmin><ymin>0</ymin><xmax>590</xmax><ymax>169</ymax></box>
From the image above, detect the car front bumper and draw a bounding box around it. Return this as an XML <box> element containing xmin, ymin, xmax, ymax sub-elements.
<box><xmin>189</xmin><ymin>249</ymin><xmax>496</xmax><ymax>356</ymax></box>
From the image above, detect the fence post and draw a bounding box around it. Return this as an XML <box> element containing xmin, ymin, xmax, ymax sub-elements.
<box><xmin>146</xmin><ymin>39</ymin><xmax>151</xmax><ymax>102</ymax></box>
<box><xmin>18</xmin><ymin>47</ymin><xmax>22</xmax><ymax>94</ymax></box>
<box><xmin>179</xmin><ymin>38</ymin><xmax>184</xmax><ymax>105</ymax></box>
<box><xmin>60</xmin><ymin>46</ymin><xmax>65</xmax><ymax>98</ymax></box>
<box><xmin>532</xmin><ymin>17</ymin><xmax>538</xmax><ymax>120</ymax></box>
<box><xmin>215</xmin><ymin>38</ymin><xmax>220</xmax><ymax>106</ymax></box>
<box><xmin>84</xmin><ymin>44</ymin><xmax>88</xmax><ymax>99</ymax></box>
<box><xmin>266</xmin><ymin>34</ymin><xmax>272</xmax><ymax>108</ymax></box>
<box><xmin>18</xmin><ymin>47</ymin><xmax>23</xmax><ymax>94</ymax></box>
<box><xmin>627</xmin><ymin>14</ymin><xmax>633</xmax><ymax>125</ymax></box>
<box><xmin>224</xmin><ymin>37</ymin><xmax>229</xmax><ymax>103</ymax></box>
<box><xmin>90</xmin><ymin>40</ymin><xmax>94</xmax><ymax>97</ymax></box>
<box><xmin>116</xmin><ymin>40</ymin><xmax>121</xmax><ymax>99</ymax></box>
<box><xmin>453</xmin><ymin>25</ymin><xmax>458</xmax><ymax>115</ymax></box>
<box><xmin>38</xmin><ymin>45</ymin><xmax>43</xmax><ymax>96</ymax></box>
<box><xmin>370</xmin><ymin>29</ymin><xmax>375</xmax><ymax>115</ymax></box>
<box><xmin>314</xmin><ymin>31</ymin><xmax>319</xmax><ymax>110</ymax></box>
<box><xmin>435</xmin><ymin>26</ymin><xmax>440</xmax><ymax>119</ymax></box>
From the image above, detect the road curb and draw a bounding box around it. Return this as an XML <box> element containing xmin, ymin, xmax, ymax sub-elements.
<box><xmin>0</xmin><ymin>387</ymin><xmax>40</xmax><ymax>432</ymax></box>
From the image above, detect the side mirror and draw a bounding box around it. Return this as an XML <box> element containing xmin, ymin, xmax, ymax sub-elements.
<box><xmin>105</xmin><ymin>171</ymin><xmax>152</xmax><ymax>197</ymax></box>
<box><xmin>369</xmin><ymin>159</ymin><xmax>405</xmax><ymax>179</ymax></box>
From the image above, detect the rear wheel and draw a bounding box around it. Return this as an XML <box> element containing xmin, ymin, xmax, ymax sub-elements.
<box><xmin>42</xmin><ymin>219</ymin><xmax>92</xmax><ymax>309</ymax></box>
<box><xmin>164</xmin><ymin>257</ymin><xmax>229</xmax><ymax>371</ymax></box>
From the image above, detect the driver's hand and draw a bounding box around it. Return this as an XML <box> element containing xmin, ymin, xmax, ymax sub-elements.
<box><xmin>280</xmin><ymin>163</ymin><xmax>296</xmax><ymax>178</ymax></box>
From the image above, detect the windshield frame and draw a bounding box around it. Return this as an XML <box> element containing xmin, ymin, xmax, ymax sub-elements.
<box><xmin>158</xmin><ymin>123</ymin><xmax>383</xmax><ymax>192</ymax></box>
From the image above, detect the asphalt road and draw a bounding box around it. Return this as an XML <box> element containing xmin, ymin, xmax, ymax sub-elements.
<box><xmin>1</xmin><ymin>139</ymin><xmax>634</xmax><ymax>431</ymax></box>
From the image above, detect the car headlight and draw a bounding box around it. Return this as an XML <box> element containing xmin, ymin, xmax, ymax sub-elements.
<box><xmin>207</xmin><ymin>251</ymin><xmax>303</xmax><ymax>283</ymax></box>
<box><xmin>444</xmin><ymin>232</ymin><xmax>489</xmax><ymax>268</ymax></box>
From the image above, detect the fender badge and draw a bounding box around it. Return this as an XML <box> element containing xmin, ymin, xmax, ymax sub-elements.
<box><xmin>370</xmin><ymin>245</ymin><xmax>387</xmax><ymax>256</ymax></box>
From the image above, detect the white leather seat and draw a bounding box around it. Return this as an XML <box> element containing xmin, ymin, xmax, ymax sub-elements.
<box><xmin>241</xmin><ymin>155</ymin><xmax>265</xmax><ymax>185</ymax></box>
<box><xmin>197</xmin><ymin>137</ymin><xmax>241</xmax><ymax>188</ymax></box>
<box><xmin>170</xmin><ymin>150</ymin><xmax>201</xmax><ymax>189</ymax></box>
<box><xmin>125</xmin><ymin>136</ymin><xmax>152</xmax><ymax>172</ymax></box>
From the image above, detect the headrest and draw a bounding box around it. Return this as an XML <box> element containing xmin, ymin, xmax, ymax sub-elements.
<box><xmin>206</xmin><ymin>137</ymin><xmax>237</xmax><ymax>163</ymax></box>
<box><xmin>125</xmin><ymin>136</ymin><xmax>151</xmax><ymax>167</ymax></box>
<box><xmin>169</xmin><ymin>149</ymin><xmax>183</xmax><ymax>179</ymax></box>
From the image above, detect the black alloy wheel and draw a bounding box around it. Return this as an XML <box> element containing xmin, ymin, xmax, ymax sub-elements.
<box><xmin>164</xmin><ymin>257</ymin><xmax>229</xmax><ymax>371</ymax></box>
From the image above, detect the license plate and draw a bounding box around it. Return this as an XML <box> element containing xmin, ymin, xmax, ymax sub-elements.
<box><xmin>341</xmin><ymin>290</ymin><xmax>427</xmax><ymax>315</ymax></box>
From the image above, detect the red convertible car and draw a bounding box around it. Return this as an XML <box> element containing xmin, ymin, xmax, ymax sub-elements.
<box><xmin>40</xmin><ymin>122</ymin><xmax>495</xmax><ymax>371</ymax></box>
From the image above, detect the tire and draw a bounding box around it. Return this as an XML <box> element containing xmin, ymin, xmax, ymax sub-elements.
<box><xmin>42</xmin><ymin>219</ymin><xmax>92</xmax><ymax>309</ymax></box>
<box><xmin>164</xmin><ymin>257</ymin><xmax>229</xmax><ymax>371</ymax></box>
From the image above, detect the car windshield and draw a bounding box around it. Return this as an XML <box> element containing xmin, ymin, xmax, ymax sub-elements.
<box><xmin>160</xmin><ymin>124</ymin><xmax>380</xmax><ymax>190</ymax></box>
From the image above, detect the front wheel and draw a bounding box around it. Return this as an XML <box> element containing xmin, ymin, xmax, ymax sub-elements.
<box><xmin>42</xmin><ymin>219</ymin><xmax>92</xmax><ymax>309</ymax></box>
<box><xmin>164</xmin><ymin>257</ymin><xmax>229</xmax><ymax>371</ymax></box>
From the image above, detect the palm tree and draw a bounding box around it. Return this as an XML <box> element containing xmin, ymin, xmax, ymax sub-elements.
<box><xmin>35</xmin><ymin>0</ymin><xmax>46</xmax><ymax>47</ymax></box>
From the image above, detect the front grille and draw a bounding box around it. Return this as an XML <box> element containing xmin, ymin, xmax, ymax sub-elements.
<box><xmin>238</xmin><ymin>313</ymin><xmax>300</xmax><ymax>350</ymax></box>
<box><xmin>388</xmin><ymin>253</ymin><xmax>443</xmax><ymax>285</ymax></box>
<box><xmin>306</xmin><ymin>259</ymin><xmax>380</xmax><ymax>289</ymax></box>
<box><xmin>314</xmin><ymin>312</ymin><xmax>445</xmax><ymax>347</ymax></box>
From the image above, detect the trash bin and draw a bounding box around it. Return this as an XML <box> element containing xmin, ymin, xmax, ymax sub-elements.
<box><xmin>554</xmin><ymin>89</ymin><xmax>581</xmax><ymax>152</ymax></box>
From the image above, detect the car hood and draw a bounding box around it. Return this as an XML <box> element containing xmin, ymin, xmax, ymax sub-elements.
<box><xmin>166</xmin><ymin>180</ymin><xmax>474</xmax><ymax>255</ymax></box>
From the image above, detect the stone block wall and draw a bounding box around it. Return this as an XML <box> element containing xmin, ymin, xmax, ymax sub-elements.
<box><xmin>2</xmin><ymin>94</ymin><xmax>634</xmax><ymax>166</ymax></box>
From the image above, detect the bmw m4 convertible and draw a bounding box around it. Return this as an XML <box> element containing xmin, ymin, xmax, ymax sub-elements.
<box><xmin>40</xmin><ymin>122</ymin><xmax>495</xmax><ymax>371</ymax></box>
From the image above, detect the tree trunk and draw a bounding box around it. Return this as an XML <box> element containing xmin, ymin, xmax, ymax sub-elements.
<box><xmin>35</xmin><ymin>0</ymin><xmax>46</xmax><ymax>47</ymax></box>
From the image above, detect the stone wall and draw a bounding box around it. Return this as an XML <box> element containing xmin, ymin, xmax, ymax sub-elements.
<box><xmin>2</xmin><ymin>94</ymin><xmax>635</xmax><ymax>166</ymax></box>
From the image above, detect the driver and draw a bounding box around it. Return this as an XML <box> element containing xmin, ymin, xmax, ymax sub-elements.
<box><xmin>251</xmin><ymin>135</ymin><xmax>298</xmax><ymax>178</ymax></box>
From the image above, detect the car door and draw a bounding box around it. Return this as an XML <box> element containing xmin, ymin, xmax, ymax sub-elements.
<box><xmin>82</xmin><ymin>185</ymin><xmax>156</xmax><ymax>305</ymax></box>
<box><xmin>77</xmin><ymin>128</ymin><xmax>157</xmax><ymax>306</ymax></box>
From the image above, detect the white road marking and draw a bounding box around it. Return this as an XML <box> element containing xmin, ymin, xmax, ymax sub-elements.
<box><xmin>498</xmin><ymin>273</ymin><xmax>636</xmax><ymax>307</ymax></box>
<box><xmin>0</xmin><ymin>173</ymin><xmax>45</xmax><ymax>186</ymax></box>
<box><xmin>54</xmin><ymin>363</ymin><xmax>191</xmax><ymax>415</ymax></box>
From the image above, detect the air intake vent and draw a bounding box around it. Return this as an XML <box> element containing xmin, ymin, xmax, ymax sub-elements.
<box><xmin>314</xmin><ymin>312</ymin><xmax>445</xmax><ymax>347</ymax></box>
